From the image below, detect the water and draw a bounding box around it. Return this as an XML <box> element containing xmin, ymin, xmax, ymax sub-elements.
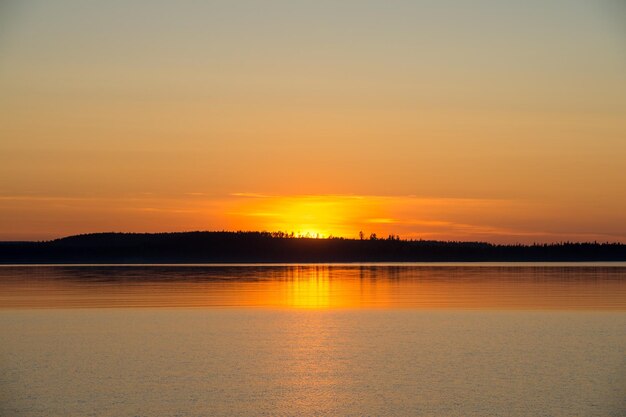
<box><xmin>1</xmin><ymin>264</ymin><xmax>625</xmax><ymax>416</ymax></box>
<box><xmin>1</xmin><ymin>263</ymin><xmax>625</xmax><ymax>310</ymax></box>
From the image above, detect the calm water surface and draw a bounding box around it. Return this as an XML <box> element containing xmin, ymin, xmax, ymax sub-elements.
<box><xmin>1</xmin><ymin>264</ymin><xmax>625</xmax><ymax>416</ymax></box>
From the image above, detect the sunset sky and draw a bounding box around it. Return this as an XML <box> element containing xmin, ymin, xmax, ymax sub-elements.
<box><xmin>1</xmin><ymin>0</ymin><xmax>625</xmax><ymax>242</ymax></box>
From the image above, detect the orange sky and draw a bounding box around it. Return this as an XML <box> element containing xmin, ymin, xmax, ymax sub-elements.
<box><xmin>0</xmin><ymin>1</ymin><xmax>625</xmax><ymax>242</ymax></box>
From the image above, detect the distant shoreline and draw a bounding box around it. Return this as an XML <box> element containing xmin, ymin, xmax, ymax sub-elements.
<box><xmin>1</xmin><ymin>231</ymin><xmax>625</xmax><ymax>263</ymax></box>
<box><xmin>1</xmin><ymin>262</ymin><xmax>626</xmax><ymax>267</ymax></box>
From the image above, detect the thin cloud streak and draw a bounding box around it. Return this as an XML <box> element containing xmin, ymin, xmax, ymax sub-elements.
<box><xmin>0</xmin><ymin>193</ymin><xmax>624</xmax><ymax>243</ymax></box>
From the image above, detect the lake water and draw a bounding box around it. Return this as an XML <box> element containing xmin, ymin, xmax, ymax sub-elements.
<box><xmin>1</xmin><ymin>264</ymin><xmax>625</xmax><ymax>416</ymax></box>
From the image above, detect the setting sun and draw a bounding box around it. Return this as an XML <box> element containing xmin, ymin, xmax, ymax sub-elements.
<box><xmin>1</xmin><ymin>2</ymin><xmax>625</xmax><ymax>417</ymax></box>
<box><xmin>225</xmin><ymin>194</ymin><xmax>363</xmax><ymax>238</ymax></box>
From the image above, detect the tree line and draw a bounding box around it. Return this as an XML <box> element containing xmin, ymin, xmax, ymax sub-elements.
<box><xmin>0</xmin><ymin>231</ymin><xmax>624</xmax><ymax>263</ymax></box>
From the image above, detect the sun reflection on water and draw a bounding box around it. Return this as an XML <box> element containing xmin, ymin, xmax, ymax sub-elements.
<box><xmin>1</xmin><ymin>265</ymin><xmax>625</xmax><ymax>310</ymax></box>
<box><xmin>286</xmin><ymin>266</ymin><xmax>332</xmax><ymax>309</ymax></box>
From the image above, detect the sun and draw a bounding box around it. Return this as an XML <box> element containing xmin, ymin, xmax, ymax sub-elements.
<box><xmin>229</xmin><ymin>194</ymin><xmax>360</xmax><ymax>238</ymax></box>
<box><xmin>295</xmin><ymin>229</ymin><xmax>326</xmax><ymax>239</ymax></box>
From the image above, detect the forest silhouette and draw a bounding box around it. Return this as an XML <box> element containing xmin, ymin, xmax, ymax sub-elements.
<box><xmin>1</xmin><ymin>231</ymin><xmax>624</xmax><ymax>263</ymax></box>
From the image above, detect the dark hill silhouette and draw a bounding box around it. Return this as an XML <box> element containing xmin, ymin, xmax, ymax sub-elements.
<box><xmin>1</xmin><ymin>231</ymin><xmax>625</xmax><ymax>263</ymax></box>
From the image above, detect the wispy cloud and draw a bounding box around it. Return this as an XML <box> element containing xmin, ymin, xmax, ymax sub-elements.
<box><xmin>366</xmin><ymin>218</ymin><xmax>397</xmax><ymax>224</ymax></box>
<box><xmin>1</xmin><ymin>192</ymin><xmax>623</xmax><ymax>243</ymax></box>
<box><xmin>230</xmin><ymin>192</ymin><xmax>271</xmax><ymax>198</ymax></box>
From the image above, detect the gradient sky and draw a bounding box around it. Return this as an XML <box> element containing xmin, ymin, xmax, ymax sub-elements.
<box><xmin>1</xmin><ymin>0</ymin><xmax>625</xmax><ymax>242</ymax></box>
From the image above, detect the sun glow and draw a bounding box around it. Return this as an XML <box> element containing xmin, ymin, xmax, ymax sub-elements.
<box><xmin>296</xmin><ymin>230</ymin><xmax>326</xmax><ymax>239</ymax></box>
<box><xmin>14</xmin><ymin>192</ymin><xmax>621</xmax><ymax>243</ymax></box>
<box><xmin>224</xmin><ymin>193</ymin><xmax>555</xmax><ymax>242</ymax></box>
<box><xmin>227</xmin><ymin>194</ymin><xmax>368</xmax><ymax>238</ymax></box>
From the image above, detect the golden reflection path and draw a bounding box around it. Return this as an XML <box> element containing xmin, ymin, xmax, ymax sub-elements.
<box><xmin>0</xmin><ymin>264</ymin><xmax>625</xmax><ymax>310</ymax></box>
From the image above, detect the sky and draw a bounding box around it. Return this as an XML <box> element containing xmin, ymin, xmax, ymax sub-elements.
<box><xmin>1</xmin><ymin>0</ymin><xmax>625</xmax><ymax>242</ymax></box>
